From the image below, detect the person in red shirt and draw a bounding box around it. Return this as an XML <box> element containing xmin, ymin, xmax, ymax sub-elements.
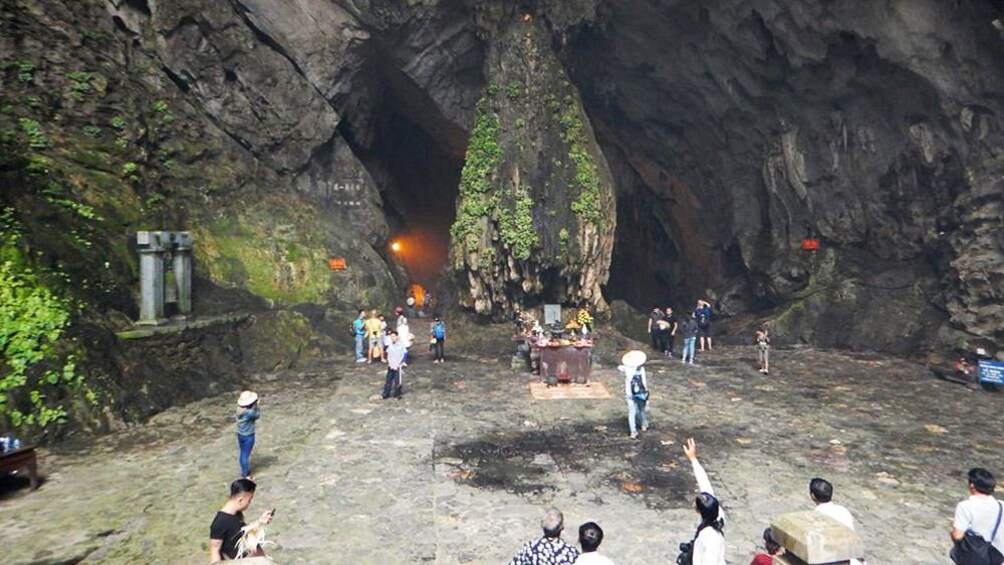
<box><xmin>750</xmin><ymin>527</ymin><xmax>783</xmax><ymax>565</ymax></box>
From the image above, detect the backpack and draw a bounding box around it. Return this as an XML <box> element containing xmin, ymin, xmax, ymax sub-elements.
<box><xmin>630</xmin><ymin>372</ymin><xmax>649</xmax><ymax>402</ymax></box>
<box><xmin>433</xmin><ymin>321</ymin><xmax>446</xmax><ymax>339</ymax></box>
<box><xmin>951</xmin><ymin>502</ymin><xmax>1004</xmax><ymax>565</ymax></box>
<box><xmin>696</xmin><ymin>307</ymin><xmax>710</xmax><ymax>326</ymax></box>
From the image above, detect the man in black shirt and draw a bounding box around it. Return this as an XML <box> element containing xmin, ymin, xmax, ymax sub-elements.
<box><xmin>209</xmin><ymin>478</ymin><xmax>273</xmax><ymax>562</ymax></box>
<box><xmin>647</xmin><ymin>306</ymin><xmax>665</xmax><ymax>350</ymax></box>
<box><xmin>664</xmin><ymin>307</ymin><xmax>679</xmax><ymax>357</ymax></box>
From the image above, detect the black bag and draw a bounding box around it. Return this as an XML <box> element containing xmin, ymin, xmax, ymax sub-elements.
<box><xmin>630</xmin><ymin>373</ymin><xmax>649</xmax><ymax>402</ymax></box>
<box><xmin>951</xmin><ymin>502</ymin><xmax>1004</xmax><ymax>565</ymax></box>
<box><xmin>675</xmin><ymin>541</ymin><xmax>693</xmax><ymax>565</ymax></box>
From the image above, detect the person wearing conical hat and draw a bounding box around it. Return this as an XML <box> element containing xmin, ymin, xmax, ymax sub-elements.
<box><xmin>235</xmin><ymin>390</ymin><xmax>260</xmax><ymax>479</ymax></box>
<box><xmin>619</xmin><ymin>350</ymin><xmax>649</xmax><ymax>439</ymax></box>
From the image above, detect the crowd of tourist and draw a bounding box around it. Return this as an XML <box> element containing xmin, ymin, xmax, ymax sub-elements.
<box><xmin>502</xmin><ymin>437</ymin><xmax>879</xmax><ymax>565</ymax></box>
<box><xmin>204</xmin><ymin>296</ymin><xmax>1000</xmax><ymax>564</ymax></box>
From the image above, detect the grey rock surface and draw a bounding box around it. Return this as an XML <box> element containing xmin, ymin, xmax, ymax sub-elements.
<box><xmin>3</xmin><ymin>325</ymin><xmax>995</xmax><ymax>563</ymax></box>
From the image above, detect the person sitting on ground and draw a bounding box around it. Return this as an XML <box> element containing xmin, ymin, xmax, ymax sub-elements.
<box><xmin>755</xmin><ymin>326</ymin><xmax>770</xmax><ymax>374</ymax></box>
<box><xmin>575</xmin><ymin>521</ymin><xmax>615</xmax><ymax>564</ymax></box>
<box><xmin>683</xmin><ymin>438</ymin><xmax>726</xmax><ymax>565</ymax></box>
<box><xmin>750</xmin><ymin>527</ymin><xmax>784</xmax><ymax>565</ymax></box>
<box><xmin>209</xmin><ymin>478</ymin><xmax>274</xmax><ymax>562</ymax></box>
<box><xmin>950</xmin><ymin>467</ymin><xmax>1004</xmax><ymax>562</ymax></box>
<box><xmin>508</xmin><ymin>507</ymin><xmax>580</xmax><ymax>565</ymax></box>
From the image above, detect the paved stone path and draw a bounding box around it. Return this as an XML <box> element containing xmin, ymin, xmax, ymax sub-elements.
<box><xmin>3</xmin><ymin>327</ymin><xmax>1001</xmax><ymax>564</ymax></box>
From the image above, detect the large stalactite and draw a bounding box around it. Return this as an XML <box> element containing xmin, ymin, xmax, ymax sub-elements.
<box><xmin>449</xmin><ymin>4</ymin><xmax>615</xmax><ymax>317</ymax></box>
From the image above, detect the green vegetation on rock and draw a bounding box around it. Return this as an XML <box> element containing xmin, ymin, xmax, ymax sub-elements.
<box><xmin>451</xmin><ymin>96</ymin><xmax>502</xmax><ymax>249</ymax></box>
<box><xmin>196</xmin><ymin>215</ymin><xmax>333</xmax><ymax>305</ymax></box>
<box><xmin>556</xmin><ymin>110</ymin><xmax>603</xmax><ymax>225</ymax></box>
<box><xmin>498</xmin><ymin>189</ymin><xmax>539</xmax><ymax>260</ymax></box>
<box><xmin>18</xmin><ymin>118</ymin><xmax>47</xmax><ymax>149</ymax></box>
<box><xmin>0</xmin><ymin>211</ymin><xmax>93</xmax><ymax>431</ymax></box>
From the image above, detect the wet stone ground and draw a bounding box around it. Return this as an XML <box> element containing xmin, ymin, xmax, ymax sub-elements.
<box><xmin>3</xmin><ymin>325</ymin><xmax>1002</xmax><ymax>564</ymax></box>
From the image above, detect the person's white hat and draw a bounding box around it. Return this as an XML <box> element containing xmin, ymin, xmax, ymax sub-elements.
<box><xmin>621</xmin><ymin>350</ymin><xmax>647</xmax><ymax>368</ymax></box>
<box><xmin>976</xmin><ymin>347</ymin><xmax>988</xmax><ymax>357</ymax></box>
<box><xmin>237</xmin><ymin>390</ymin><xmax>259</xmax><ymax>407</ymax></box>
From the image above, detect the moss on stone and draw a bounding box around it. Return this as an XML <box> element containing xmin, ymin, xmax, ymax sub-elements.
<box><xmin>497</xmin><ymin>189</ymin><xmax>539</xmax><ymax>260</ymax></box>
<box><xmin>195</xmin><ymin>216</ymin><xmax>333</xmax><ymax>305</ymax></box>
<box><xmin>451</xmin><ymin>96</ymin><xmax>502</xmax><ymax>248</ymax></box>
<box><xmin>556</xmin><ymin>109</ymin><xmax>603</xmax><ymax>226</ymax></box>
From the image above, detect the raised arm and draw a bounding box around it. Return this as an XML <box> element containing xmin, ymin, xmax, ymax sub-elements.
<box><xmin>684</xmin><ymin>438</ymin><xmax>714</xmax><ymax>496</ymax></box>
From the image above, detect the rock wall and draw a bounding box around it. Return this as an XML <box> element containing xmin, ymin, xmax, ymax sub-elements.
<box><xmin>565</xmin><ymin>0</ymin><xmax>1004</xmax><ymax>353</ymax></box>
<box><xmin>2</xmin><ymin>0</ymin><xmax>1004</xmax><ymax>435</ymax></box>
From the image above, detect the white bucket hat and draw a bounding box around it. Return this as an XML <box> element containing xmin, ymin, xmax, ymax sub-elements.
<box><xmin>237</xmin><ymin>390</ymin><xmax>259</xmax><ymax>407</ymax></box>
<box><xmin>621</xmin><ymin>350</ymin><xmax>647</xmax><ymax>368</ymax></box>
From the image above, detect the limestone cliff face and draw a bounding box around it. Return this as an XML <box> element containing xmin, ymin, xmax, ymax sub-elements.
<box><xmin>3</xmin><ymin>0</ymin><xmax>1004</xmax><ymax>434</ymax></box>
<box><xmin>567</xmin><ymin>0</ymin><xmax>1004</xmax><ymax>352</ymax></box>
<box><xmin>450</xmin><ymin>3</ymin><xmax>615</xmax><ymax>316</ymax></box>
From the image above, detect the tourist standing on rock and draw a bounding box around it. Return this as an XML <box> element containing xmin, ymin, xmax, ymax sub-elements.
<box><xmin>353</xmin><ymin>310</ymin><xmax>367</xmax><ymax>363</ymax></box>
<box><xmin>647</xmin><ymin>306</ymin><xmax>665</xmax><ymax>350</ymax></box>
<box><xmin>680</xmin><ymin>315</ymin><xmax>699</xmax><ymax>364</ymax></box>
<box><xmin>235</xmin><ymin>390</ymin><xmax>260</xmax><ymax>480</ymax></box>
<box><xmin>406</xmin><ymin>292</ymin><xmax>418</xmax><ymax>319</ymax></box>
<box><xmin>507</xmin><ymin>507</ymin><xmax>580</xmax><ymax>565</ymax></box>
<box><xmin>950</xmin><ymin>468</ymin><xmax>1004</xmax><ymax>563</ymax></box>
<box><xmin>576</xmin><ymin>521</ymin><xmax>615</xmax><ymax>564</ymax></box>
<box><xmin>209</xmin><ymin>478</ymin><xmax>274</xmax><ymax>562</ymax></box>
<box><xmin>680</xmin><ymin>438</ymin><xmax>726</xmax><ymax>565</ymax></box>
<box><xmin>695</xmin><ymin>299</ymin><xmax>713</xmax><ymax>351</ymax></box>
<box><xmin>395</xmin><ymin>306</ymin><xmax>413</xmax><ymax>349</ymax></box>
<box><xmin>664</xmin><ymin>306</ymin><xmax>679</xmax><ymax>357</ymax></box>
<box><xmin>619</xmin><ymin>350</ymin><xmax>649</xmax><ymax>439</ymax></box>
<box><xmin>365</xmin><ymin>310</ymin><xmax>383</xmax><ymax>364</ymax></box>
<box><xmin>378</xmin><ymin>314</ymin><xmax>389</xmax><ymax>362</ymax></box>
<box><xmin>430</xmin><ymin>314</ymin><xmax>446</xmax><ymax>363</ymax></box>
<box><xmin>755</xmin><ymin>326</ymin><xmax>770</xmax><ymax>374</ymax></box>
<box><xmin>382</xmin><ymin>331</ymin><xmax>407</xmax><ymax>399</ymax></box>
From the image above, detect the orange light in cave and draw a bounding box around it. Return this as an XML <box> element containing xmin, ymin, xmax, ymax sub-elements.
<box><xmin>522</xmin><ymin>13</ymin><xmax>532</xmax><ymax>23</ymax></box>
<box><xmin>390</xmin><ymin>241</ymin><xmax>402</xmax><ymax>253</ymax></box>
<box><xmin>801</xmin><ymin>238</ymin><xmax>820</xmax><ymax>251</ymax></box>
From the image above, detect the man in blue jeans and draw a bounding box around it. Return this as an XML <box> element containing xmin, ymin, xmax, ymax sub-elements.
<box><xmin>353</xmin><ymin>310</ymin><xmax>366</xmax><ymax>363</ymax></box>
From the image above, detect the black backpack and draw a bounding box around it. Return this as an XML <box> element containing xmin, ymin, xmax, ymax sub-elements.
<box><xmin>630</xmin><ymin>372</ymin><xmax>649</xmax><ymax>402</ymax></box>
<box><xmin>951</xmin><ymin>502</ymin><xmax>1004</xmax><ymax>565</ymax></box>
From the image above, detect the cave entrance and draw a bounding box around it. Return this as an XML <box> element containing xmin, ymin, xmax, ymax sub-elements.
<box><xmin>377</xmin><ymin>111</ymin><xmax>462</xmax><ymax>288</ymax></box>
<box><xmin>340</xmin><ymin>66</ymin><xmax>469</xmax><ymax>292</ymax></box>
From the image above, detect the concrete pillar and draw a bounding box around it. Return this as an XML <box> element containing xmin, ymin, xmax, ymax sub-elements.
<box><xmin>770</xmin><ymin>510</ymin><xmax>861</xmax><ymax>565</ymax></box>
<box><xmin>171</xmin><ymin>232</ymin><xmax>193</xmax><ymax>317</ymax></box>
<box><xmin>136</xmin><ymin>231</ymin><xmax>168</xmax><ymax>325</ymax></box>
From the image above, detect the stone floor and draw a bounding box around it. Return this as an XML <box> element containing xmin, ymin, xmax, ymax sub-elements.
<box><xmin>3</xmin><ymin>327</ymin><xmax>1001</xmax><ymax>564</ymax></box>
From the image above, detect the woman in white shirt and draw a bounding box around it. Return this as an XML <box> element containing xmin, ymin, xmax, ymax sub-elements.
<box><xmin>684</xmin><ymin>438</ymin><xmax>726</xmax><ymax>565</ymax></box>
<box><xmin>395</xmin><ymin>308</ymin><xmax>413</xmax><ymax>349</ymax></box>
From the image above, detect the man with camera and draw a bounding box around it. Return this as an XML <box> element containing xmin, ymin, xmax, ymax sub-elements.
<box><xmin>209</xmin><ymin>478</ymin><xmax>274</xmax><ymax>562</ymax></box>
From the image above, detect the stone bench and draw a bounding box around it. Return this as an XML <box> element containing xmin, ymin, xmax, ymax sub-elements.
<box><xmin>770</xmin><ymin>510</ymin><xmax>861</xmax><ymax>564</ymax></box>
<box><xmin>0</xmin><ymin>445</ymin><xmax>39</xmax><ymax>490</ymax></box>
